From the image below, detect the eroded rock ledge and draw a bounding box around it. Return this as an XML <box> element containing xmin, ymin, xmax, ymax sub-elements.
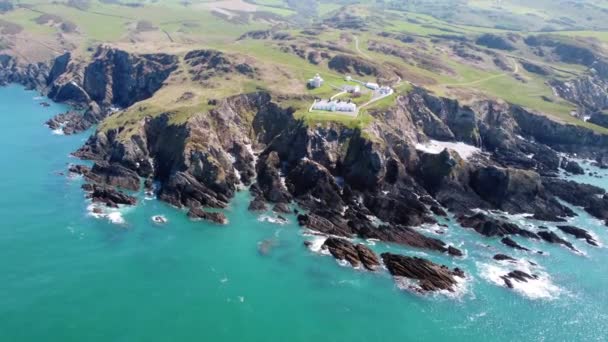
<box><xmin>381</xmin><ymin>253</ymin><xmax>465</xmax><ymax>293</ymax></box>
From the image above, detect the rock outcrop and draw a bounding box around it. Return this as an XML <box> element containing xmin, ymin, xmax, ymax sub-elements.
<box><xmin>321</xmin><ymin>237</ymin><xmax>380</xmax><ymax>271</ymax></box>
<box><xmin>82</xmin><ymin>183</ymin><xmax>136</xmax><ymax>207</ymax></box>
<box><xmin>46</xmin><ymin>46</ymin><xmax>178</xmax><ymax>134</ymax></box>
<box><xmin>557</xmin><ymin>225</ymin><xmax>598</xmax><ymax>246</ymax></box>
<box><xmin>381</xmin><ymin>253</ymin><xmax>465</xmax><ymax>293</ymax></box>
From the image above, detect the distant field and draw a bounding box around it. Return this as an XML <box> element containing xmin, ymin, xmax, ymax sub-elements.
<box><xmin>0</xmin><ymin>0</ymin><xmax>605</xmax><ymax>134</ymax></box>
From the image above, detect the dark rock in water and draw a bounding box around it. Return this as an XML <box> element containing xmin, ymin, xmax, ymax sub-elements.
<box><xmin>82</xmin><ymin>183</ymin><xmax>137</xmax><ymax>207</ymax></box>
<box><xmin>46</xmin><ymin>111</ymin><xmax>92</xmax><ymax>135</ymax></box>
<box><xmin>86</xmin><ymin>162</ymin><xmax>141</xmax><ymax>191</ymax></box>
<box><xmin>447</xmin><ymin>245</ymin><xmax>463</xmax><ymax>257</ymax></box>
<box><xmin>381</xmin><ymin>253</ymin><xmax>465</xmax><ymax>293</ymax></box>
<box><xmin>501</xmin><ymin>270</ymin><xmax>538</xmax><ymax>289</ymax></box>
<box><xmin>40</xmin><ymin>101</ymin><xmax>50</xmax><ymax>107</ymax></box>
<box><xmin>430</xmin><ymin>205</ymin><xmax>448</xmax><ymax>217</ymax></box>
<box><xmin>357</xmin><ymin>224</ymin><xmax>461</xmax><ymax>256</ymax></box>
<box><xmin>494</xmin><ymin>254</ymin><xmax>516</xmax><ymax>261</ymax></box>
<box><xmin>543</xmin><ymin>178</ymin><xmax>608</xmax><ymax>221</ymax></box>
<box><xmin>537</xmin><ymin>230</ymin><xmax>577</xmax><ymax>251</ymax></box>
<box><xmin>458</xmin><ymin>213</ymin><xmax>539</xmax><ymax>239</ymax></box>
<box><xmin>297</xmin><ymin>213</ymin><xmax>353</xmax><ymax>237</ymax></box>
<box><xmin>68</xmin><ymin>164</ymin><xmax>90</xmax><ymax>175</ymax></box>
<box><xmin>273</xmin><ymin>202</ymin><xmax>291</xmax><ymax>214</ymax></box>
<box><xmin>501</xmin><ymin>237</ymin><xmax>530</xmax><ymax>251</ymax></box>
<box><xmin>322</xmin><ymin>237</ymin><xmax>380</xmax><ymax>271</ymax></box>
<box><xmin>557</xmin><ymin>225</ymin><xmax>598</xmax><ymax>246</ymax></box>
<box><xmin>248</xmin><ymin>196</ymin><xmax>267</xmax><ymax>212</ymax></box>
<box><xmin>187</xmin><ymin>207</ymin><xmax>228</xmax><ymax>225</ymax></box>
<box><xmin>561</xmin><ymin>159</ymin><xmax>585</xmax><ymax>175</ymax></box>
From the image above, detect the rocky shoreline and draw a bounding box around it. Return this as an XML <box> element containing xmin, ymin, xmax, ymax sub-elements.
<box><xmin>4</xmin><ymin>44</ymin><xmax>608</xmax><ymax>295</ymax></box>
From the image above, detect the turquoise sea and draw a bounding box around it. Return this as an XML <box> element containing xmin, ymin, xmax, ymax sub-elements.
<box><xmin>2</xmin><ymin>84</ymin><xmax>608</xmax><ymax>341</ymax></box>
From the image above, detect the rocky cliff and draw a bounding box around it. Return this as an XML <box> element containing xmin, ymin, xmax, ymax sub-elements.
<box><xmin>72</xmin><ymin>83</ymin><xmax>608</xmax><ymax>244</ymax></box>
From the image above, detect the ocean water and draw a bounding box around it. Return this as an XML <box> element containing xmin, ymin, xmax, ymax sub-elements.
<box><xmin>1</xmin><ymin>84</ymin><xmax>608</xmax><ymax>341</ymax></box>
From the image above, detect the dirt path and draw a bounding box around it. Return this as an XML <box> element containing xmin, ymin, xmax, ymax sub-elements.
<box><xmin>353</xmin><ymin>36</ymin><xmax>372</xmax><ymax>60</ymax></box>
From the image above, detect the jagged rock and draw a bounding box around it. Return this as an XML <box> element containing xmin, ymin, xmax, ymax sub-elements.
<box><xmin>447</xmin><ymin>245</ymin><xmax>463</xmax><ymax>257</ymax></box>
<box><xmin>297</xmin><ymin>213</ymin><xmax>353</xmax><ymax>237</ymax></box>
<box><xmin>458</xmin><ymin>213</ymin><xmax>539</xmax><ymax>239</ymax></box>
<box><xmin>68</xmin><ymin>164</ymin><xmax>90</xmax><ymax>175</ymax></box>
<box><xmin>322</xmin><ymin>237</ymin><xmax>380</xmax><ymax>271</ymax></box>
<box><xmin>430</xmin><ymin>205</ymin><xmax>448</xmax><ymax>216</ymax></box>
<box><xmin>248</xmin><ymin>196</ymin><xmax>267</xmax><ymax>212</ymax></box>
<box><xmin>543</xmin><ymin>178</ymin><xmax>608</xmax><ymax>221</ymax></box>
<box><xmin>85</xmin><ymin>162</ymin><xmax>141</xmax><ymax>191</ymax></box>
<box><xmin>381</xmin><ymin>253</ymin><xmax>465</xmax><ymax>293</ymax></box>
<box><xmin>494</xmin><ymin>254</ymin><xmax>516</xmax><ymax>261</ymax></box>
<box><xmin>557</xmin><ymin>225</ymin><xmax>598</xmax><ymax>246</ymax></box>
<box><xmin>256</xmin><ymin>151</ymin><xmax>291</xmax><ymax>203</ymax></box>
<box><xmin>357</xmin><ymin>224</ymin><xmax>462</xmax><ymax>256</ymax></box>
<box><xmin>272</xmin><ymin>202</ymin><xmax>290</xmax><ymax>214</ymax></box>
<box><xmin>187</xmin><ymin>207</ymin><xmax>228</xmax><ymax>225</ymax></box>
<box><xmin>561</xmin><ymin>159</ymin><xmax>585</xmax><ymax>175</ymax></box>
<box><xmin>82</xmin><ymin>183</ymin><xmax>136</xmax><ymax>207</ymax></box>
<box><xmin>501</xmin><ymin>237</ymin><xmax>531</xmax><ymax>251</ymax></box>
<box><xmin>501</xmin><ymin>270</ymin><xmax>538</xmax><ymax>289</ymax></box>
<box><xmin>537</xmin><ymin>230</ymin><xmax>577</xmax><ymax>251</ymax></box>
<box><xmin>287</xmin><ymin>159</ymin><xmax>343</xmax><ymax>210</ymax></box>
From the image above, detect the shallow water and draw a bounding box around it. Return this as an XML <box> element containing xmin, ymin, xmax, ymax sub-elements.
<box><xmin>1</xmin><ymin>85</ymin><xmax>608</xmax><ymax>341</ymax></box>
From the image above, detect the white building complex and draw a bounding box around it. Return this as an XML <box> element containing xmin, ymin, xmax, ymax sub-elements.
<box><xmin>365</xmin><ymin>82</ymin><xmax>380</xmax><ymax>90</ymax></box>
<box><xmin>312</xmin><ymin>99</ymin><xmax>357</xmax><ymax>113</ymax></box>
<box><xmin>308</xmin><ymin>73</ymin><xmax>324</xmax><ymax>88</ymax></box>
<box><xmin>379</xmin><ymin>86</ymin><xmax>394</xmax><ymax>95</ymax></box>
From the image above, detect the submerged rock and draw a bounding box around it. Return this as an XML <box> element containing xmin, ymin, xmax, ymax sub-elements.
<box><xmin>381</xmin><ymin>253</ymin><xmax>465</xmax><ymax>293</ymax></box>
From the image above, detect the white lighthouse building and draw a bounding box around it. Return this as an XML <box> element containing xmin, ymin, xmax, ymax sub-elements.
<box><xmin>308</xmin><ymin>73</ymin><xmax>324</xmax><ymax>88</ymax></box>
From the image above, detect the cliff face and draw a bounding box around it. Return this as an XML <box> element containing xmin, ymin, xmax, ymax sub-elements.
<box><xmin>0</xmin><ymin>54</ymin><xmax>49</xmax><ymax>90</ymax></box>
<box><xmin>45</xmin><ymin>46</ymin><xmax>178</xmax><ymax>134</ymax></box>
<box><xmin>76</xmin><ymin>92</ymin><xmax>295</xmax><ymax>210</ymax></box>
<box><xmin>75</xmin><ymin>86</ymin><xmax>608</xmax><ymax>230</ymax></box>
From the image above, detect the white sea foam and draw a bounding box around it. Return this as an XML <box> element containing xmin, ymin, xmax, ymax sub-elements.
<box><xmin>107</xmin><ymin>212</ymin><xmax>125</xmax><ymax>225</ymax></box>
<box><xmin>257</xmin><ymin>215</ymin><xmax>288</xmax><ymax>225</ymax></box>
<box><xmin>415</xmin><ymin>140</ymin><xmax>482</xmax><ymax>160</ymax></box>
<box><xmin>393</xmin><ymin>275</ymin><xmax>470</xmax><ymax>299</ymax></box>
<box><xmin>304</xmin><ymin>234</ymin><xmax>329</xmax><ymax>255</ymax></box>
<box><xmin>152</xmin><ymin>215</ymin><xmax>168</xmax><ymax>224</ymax></box>
<box><xmin>477</xmin><ymin>259</ymin><xmax>563</xmax><ymax>300</ymax></box>
<box><xmin>51</xmin><ymin>127</ymin><xmax>64</xmax><ymax>135</ymax></box>
<box><xmin>86</xmin><ymin>203</ymin><xmax>128</xmax><ymax>226</ymax></box>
